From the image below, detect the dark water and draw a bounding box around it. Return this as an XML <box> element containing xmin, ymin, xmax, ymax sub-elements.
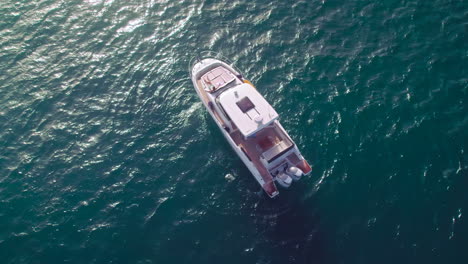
<box><xmin>1</xmin><ymin>0</ymin><xmax>467</xmax><ymax>263</ymax></box>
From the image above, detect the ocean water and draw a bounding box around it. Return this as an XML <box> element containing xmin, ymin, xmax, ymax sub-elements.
<box><xmin>0</xmin><ymin>0</ymin><xmax>467</xmax><ymax>263</ymax></box>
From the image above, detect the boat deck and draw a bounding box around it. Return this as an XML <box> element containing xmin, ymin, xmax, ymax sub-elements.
<box><xmin>230</xmin><ymin>127</ymin><xmax>285</xmax><ymax>196</ymax></box>
<box><xmin>287</xmin><ymin>152</ymin><xmax>312</xmax><ymax>174</ymax></box>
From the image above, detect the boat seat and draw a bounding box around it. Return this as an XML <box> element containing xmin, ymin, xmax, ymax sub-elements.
<box><xmin>262</xmin><ymin>140</ymin><xmax>293</xmax><ymax>163</ymax></box>
<box><xmin>202</xmin><ymin>66</ymin><xmax>235</xmax><ymax>92</ymax></box>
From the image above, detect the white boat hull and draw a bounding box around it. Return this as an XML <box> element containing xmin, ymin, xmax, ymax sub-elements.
<box><xmin>190</xmin><ymin>54</ymin><xmax>312</xmax><ymax>198</ymax></box>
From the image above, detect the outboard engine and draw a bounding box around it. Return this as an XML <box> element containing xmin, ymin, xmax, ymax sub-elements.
<box><xmin>286</xmin><ymin>166</ymin><xmax>304</xmax><ymax>181</ymax></box>
<box><xmin>276</xmin><ymin>172</ymin><xmax>292</xmax><ymax>188</ymax></box>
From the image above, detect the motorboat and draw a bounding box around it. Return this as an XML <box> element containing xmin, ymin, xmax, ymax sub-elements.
<box><xmin>189</xmin><ymin>53</ymin><xmax>312</xmax><ymax>197</ymax></box>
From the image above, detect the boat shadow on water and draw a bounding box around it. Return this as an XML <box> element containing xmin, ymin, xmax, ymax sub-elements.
<box><xmin>250</xmin><ymin>189</ymin><xmax>337</xmax><ymax>264</ymax></box>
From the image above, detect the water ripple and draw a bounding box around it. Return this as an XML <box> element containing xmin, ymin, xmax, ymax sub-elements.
<box><xmin>0</xmin><ymin>0</ymin><xmax>467</xmax><ymax>263</ymax></box>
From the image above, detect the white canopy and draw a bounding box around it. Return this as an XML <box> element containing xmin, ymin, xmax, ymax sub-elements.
<box><xmin>219</xmin><ymin>83</ymin><xmax>278</xmax><ymax>137</ymax></box>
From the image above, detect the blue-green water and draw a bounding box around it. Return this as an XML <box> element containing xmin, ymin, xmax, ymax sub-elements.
<box><xmin>1</xmin><ymin>0</ymin><xmax>467</xmax><ymax>263</ymax></box>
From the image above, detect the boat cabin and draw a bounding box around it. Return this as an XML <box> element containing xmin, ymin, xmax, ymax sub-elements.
<box><xmin>218</xmin><ymin>83</ymin><xmax>279</xmax><ymax>137</ymax></box>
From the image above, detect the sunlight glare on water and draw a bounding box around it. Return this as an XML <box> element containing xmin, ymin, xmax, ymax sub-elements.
<box><xmin>0</xmin><ymin>0</ymin><xmax>466</xmax><ymax>263</ymax></box>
